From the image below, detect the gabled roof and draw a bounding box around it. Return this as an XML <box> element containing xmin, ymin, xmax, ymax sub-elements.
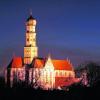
<box><xmin>52</xmin><ymin>60</ymin><xmax>73</xmax><ymax>70</ymax></box>
<box><xmin>7</xmin><ymin>57</ymin><xmax>23</xmax><ymax>68</ymax></box>
<box><xmin>31</xmin><ymin>57</ymin><xmax>73</xmax><ymax>71</ymax></box>
<box><xmin>34</xmin><ymin>59</ymin><xmax>45</xmax><ymax>68</ymax></box>
<box><xmin>31</xmin><ymin>58</ymin><xmax>46</xmax><ymax>68</ymax></box>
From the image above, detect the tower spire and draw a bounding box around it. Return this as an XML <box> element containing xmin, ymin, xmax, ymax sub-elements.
<box><xmin>30</xmin><ymin>9</ymin><xmax>32</xmax><ymax>16</ymax></box>
<box><xmin>48</xmin><ymin>53</ymin><xmax>51</xmax><ymax>59</ymax></box>
<box><xmin>12</xmin><ymin>52</ymin><xmax>15</xmax><ymax>58</ymax></box>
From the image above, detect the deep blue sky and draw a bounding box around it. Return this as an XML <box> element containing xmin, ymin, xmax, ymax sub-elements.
<box><xmin>0</xmin><ymin>0</ymin><xmax>100</xmax><ymax>69</ymax></box>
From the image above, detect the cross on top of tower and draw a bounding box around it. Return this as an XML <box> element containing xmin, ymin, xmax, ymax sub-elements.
<box><xmin>30</xmin><ymin>9</ymin><xmax>32</xmax><ymax>16</ymax></box>
<box><xmin>27</xmin><ymin>9</ymin><xmax>35</xmax><ymax>21</ymax></box>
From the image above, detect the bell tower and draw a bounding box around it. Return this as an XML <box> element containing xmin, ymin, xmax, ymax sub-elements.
<box><xmin>24</xmin><ymin>12</ymin><xmax>38</xmax><ymax>64</ymax></box>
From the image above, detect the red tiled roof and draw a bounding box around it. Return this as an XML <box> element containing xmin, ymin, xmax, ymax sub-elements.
<box><xmin>55</xmin><ymin>77</ymin><xmax>75</xmax><ymax>87</ymax></box>
<box><xmin>52</xmin><ymin>60</ymin><xmax>73</xmax><ymax>70</ymax></box>
<box><xmin>33</xmin><ymin>58</ymin><xmax>73</xmax><ymax>71</ymax></box>
<box><xmin>34</xmin><ymin>59</ymin><xmax>45</xmax><ymax>68</ymax></box>
<box><xmin>11</xmin><ymin>57</ymin><xmax>23</xmax><ymax>68</ymax></box>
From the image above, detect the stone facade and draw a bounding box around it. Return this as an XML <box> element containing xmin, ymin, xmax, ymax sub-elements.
<box><xmin>5</xmin><ymin>13</ymin><xmax>75</xmax><ymax>89</ymax></box>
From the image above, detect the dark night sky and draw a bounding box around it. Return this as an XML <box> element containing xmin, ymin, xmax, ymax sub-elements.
<box><xmin>0</xmin><ymin>0</ymin><xmax>100</xmax><ymax>70</ymax></box>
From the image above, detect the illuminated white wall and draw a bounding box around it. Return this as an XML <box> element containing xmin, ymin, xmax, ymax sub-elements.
<box><xmin>28</xmin><ymin>57</ymin><xmax>75</xmax><ymax>89</ymax></box>
<box><xmin>24</xmin><ymin>16</ymin><xmax>38</xmax><ymax>65</ymax></box>
<box><xmin>10</xmin><ymin>67</ymin><xmax>25</xmax><ymax>87</ymax></box>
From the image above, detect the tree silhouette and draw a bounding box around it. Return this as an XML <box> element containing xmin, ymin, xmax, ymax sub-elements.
<box><xmin>75</xmin><ymin>62</ymin><xmax>100</xmax><ymax>86</ymax></box>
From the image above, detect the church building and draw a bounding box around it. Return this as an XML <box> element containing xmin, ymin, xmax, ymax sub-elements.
<box><xmin>5</xmin><ymin>13</ymin><xmax>75</xmax><ymax>89</ymax></box>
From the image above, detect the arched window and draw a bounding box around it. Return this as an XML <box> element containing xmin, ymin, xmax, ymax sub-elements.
<box><xmin>50</xmin><ymin>72</ymin><xmax>52</xmax><ymax>77</ymax></box>
<box><xmin>60</xmin><ymin>71</ymin><xmax>62</xmax><ymax>76</ymax></box>
<box><xmin>27</xmin><ymin>38</ymin><xmax>29</xmax><ymax>41</ymax></box>
<box><xmin>56</xmin><ymin>71</ymin><xmax>58</xmax><ymax>77</ymax></box>
<box><xmin>65</xmin><ymin>72</ymin><xmax>68</xmax><ymax>76</ymax></box>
